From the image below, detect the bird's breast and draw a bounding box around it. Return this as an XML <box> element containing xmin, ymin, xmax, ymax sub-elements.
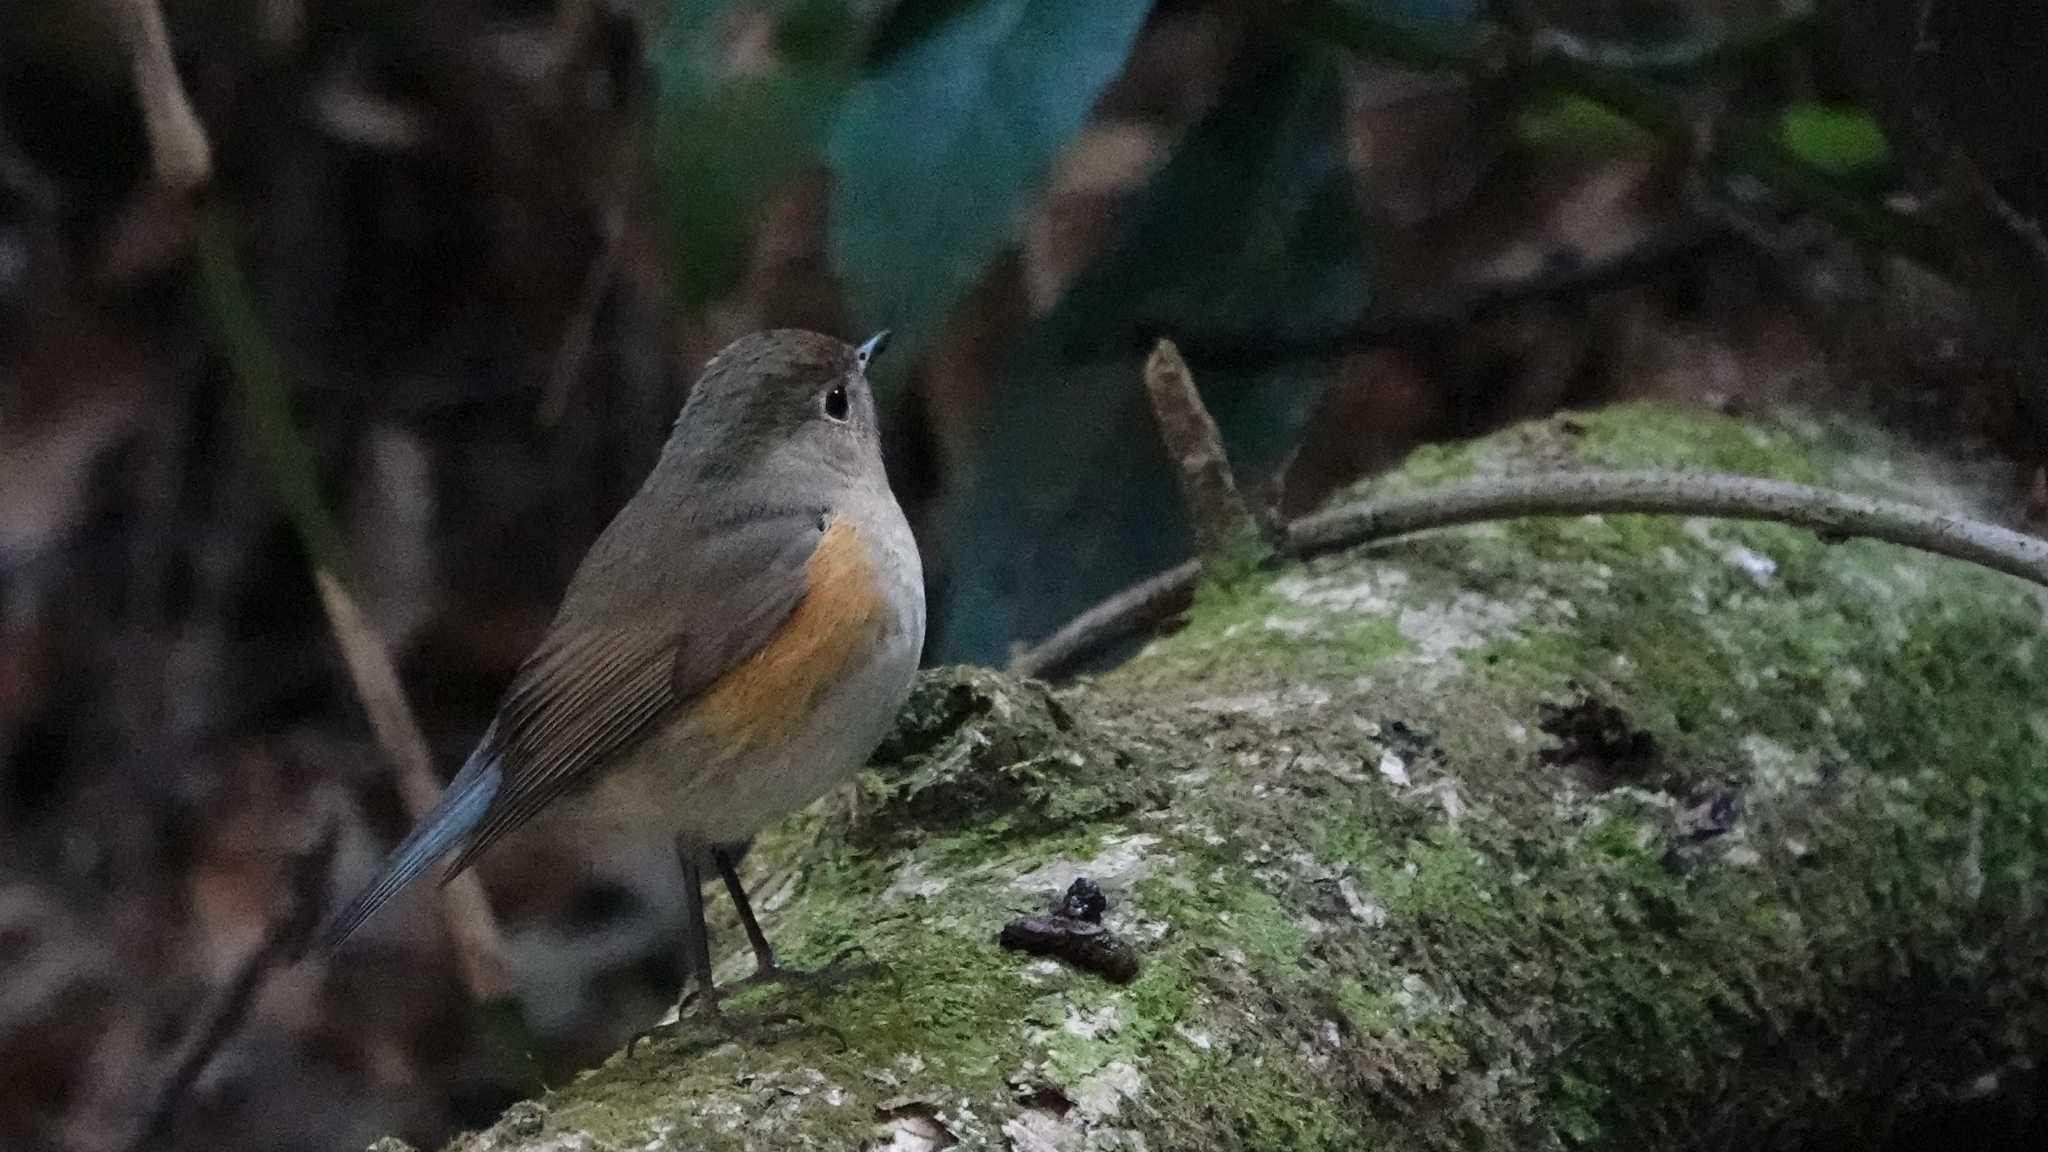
<box><xmin>577</xmin><ymin>491</ymin><xmax>924</xmax><ymax>845</ymax></box>
<box><xmin>693</xmin><ymin>512</ymin><xmax>889</xmax><ymax>758</ymax></box>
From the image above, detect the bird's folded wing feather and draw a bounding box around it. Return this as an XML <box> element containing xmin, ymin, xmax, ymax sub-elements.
<box><xmin>440</xmin><ymin>505</ymin><xmax>826</xmax><ymax>877</ymax></box>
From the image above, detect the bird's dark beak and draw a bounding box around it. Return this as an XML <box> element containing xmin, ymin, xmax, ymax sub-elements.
<box><xmin>856</xmin><ymin>330</ymin><xmax>891</xmax><ymax>370</ymax></box>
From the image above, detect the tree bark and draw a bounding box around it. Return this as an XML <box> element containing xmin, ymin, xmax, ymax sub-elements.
<box><xmin>426</xmin><ymin>402</ymin><xmax>2048</xmax><ymax>1152</ymax></box>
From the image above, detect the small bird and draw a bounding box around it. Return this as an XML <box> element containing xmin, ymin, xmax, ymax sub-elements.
<box><xmin>322</xmin><ymin>329</ymin><xmax>925</xmax><ymax>1011</ymax></box>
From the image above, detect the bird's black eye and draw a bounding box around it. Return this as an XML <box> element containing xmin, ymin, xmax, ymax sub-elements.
<box><xmin>823</xmin><ymin>383</ymin><xmax>849</xmax><ymax>422</ymax></box>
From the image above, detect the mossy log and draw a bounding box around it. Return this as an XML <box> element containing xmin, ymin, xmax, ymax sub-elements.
<box><xmin>435</xmin><ymin>403</ymin><xmax>2048</xmax><ymax>1152</ymax></box>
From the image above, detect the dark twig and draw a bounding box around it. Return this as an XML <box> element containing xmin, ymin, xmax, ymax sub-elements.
<box><xmin>1938</xmin><ymin>147</ymin><xmax>2048</xmax><ymax>284</ymax></box>
<box><xmin>126</xmin><ymin>819</ymin><xmax>339</xmax><ymax>1152</ymax></box>
<box><xmin>1527</xmin><ymin>3</ymin><xmax>1816</xmax><ymax>76</ymax></box>
<box><xmin>1010</xmin><ymin>560</ymin><xmax>1199</xmax><ymax>680</ymax></box>
<box><xmin>115</xmin><ymin>0</ymin><xmax>211</xmax><ymax>193</ymax></box>
<box><xmin>1143</xmin><ymin>340</ymin><xmax>1267</xmax><ymax>569</ymax></box>
<box><xmin>1164</xmin><ymin>218</ymin><xmax>1730</xmax><ymax>370</ymax></box>
<box><xmin>311</xmin><ymin>569</ymin><xmax>509</xmax><ymax>996</ymax></box>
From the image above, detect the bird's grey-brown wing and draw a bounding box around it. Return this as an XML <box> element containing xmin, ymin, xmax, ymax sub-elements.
<box><xmin>439</xmin><ymin>506</ymin><xmax>825</xmax><ymax>877</ymax></box>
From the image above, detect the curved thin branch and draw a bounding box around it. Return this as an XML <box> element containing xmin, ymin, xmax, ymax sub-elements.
<box><xmin>1015</xmin><ymin>470</ymin><xmax>2048</xmax><ymax>680</ymax></box>
<box><xmin>1010</xmin><ymin>561</ymin><xmax>1199</xmax><ymax>680</ymax></box>
<box><xmin>1285</xmin><ymin>471</ymin><xmax>2048</xmax><ymax>585</ymax></box>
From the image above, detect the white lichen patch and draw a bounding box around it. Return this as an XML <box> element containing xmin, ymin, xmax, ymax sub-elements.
<box><xmin>1724</xmin><ymin>545</ymin><xmax>1778</xmax><ymax>587</ymax></box>
<box><xmin>1074</xmin><ymin>1062</ymin><xmax>1145</xmax><ymax>1120</ymax></box>
<box><xmin>1399</xmin><ymin>591</ymin><xmax>1537</xmax><ymax>663</ymax></box>
<box><xmin>1385</xmin><ymin>586</ymin><xmax>1576</xmax><ymax>688</ymax></box>
<box><xmin>758</xmin><ymin>868</ymin><xmax>801</xmax><ymax>913</ymax></box>
<box><xmin>1339</xmin><ymin>875</ymin><xmax>1387</xmax><ymax>927</ymax></box>
<box><xmin>1835</xmin><ymin>447</ymin><xmax>1987</xmax><ymax>516</ymax></box>
<box><xmin>1377</xmin><ymin>748</ymin><xmax>1410</xmax><ymax>786</ymax></box>
<box><xmin>519</xmin><ymin>1136</ymin><xmax>593</xmax><ymax>1152</ymax></box>
<box><xmin>1391</xmin><ymin>971</ymin><xmax>1463</xmax><ymax>1023</ymax></box>
<box><xmin>874</xmin><ymin>1112</ymin><xmax>953</xmax><ymax>1152</ymax></box>
<box><xmin>1189</xmin><ymin>685</ymin><xmax>1331</xmax><ymax>717</ymax></box>
<box><xmin>1001</xmin><ymin>1107</ymin><xmax>1073</xmax><ymax>1152</ymax></box>
<box><xmin>1061</xmin><ymin>1002</ymin><xmax>1122</xmax><ymax>1040</ymax></box>
<box><xmin>1720</xmin><ymin>826</ymin><xmax>1762</xmax><ymax>868</ymax></box>
<box><xmin>1127</xmin><ymin>917</ymin><xmax>1171</xmax><ymax>943</ymax></box>
<box><xmin>1681</xmin><ymin>519</ymin><xmax>1778</xmax><ymax>587</ymax></box>
<box><xmin>1010</xmin><ymin>834</ymin><xmax>1164</xmax><ymax>898</ymax></box>
<box><xmin>882</xmin><ymin>856</ymin><xmax>951</xmax><ymax>904</ymax></box>
<box><xmin>1262</xmin><ymin>613</ymin><xmax>1317</xmax><ymax>637</ymax></box>
<box><xmin>1414</xmin><ymin>777</ymin><xmax>1466</xmax><ymax>820</ymax></box>
<box><xmin>1005</xmin><ymin>1054</ymin><xmax>1146</xmax><ymax>1150</ymax></box>
<box><xmin>1263</xmin><ymin>564</ymin><xmax>1562</xmax><ymax>685</ymax></box>
<box><xmin>1743</xmin><ymin>734</ymin><xmax>1823</xmax><ymax>801</ymax></box>
<box><xmin>1271</xmin><ymin>568</ymin><xmax>1410</xmax><ymax>614</ymax></box>
<box><xmin>1295</xmin><ymin>750</ymin><xmax>1367</xmax><ymax>784</ymax></box>
<box><xmin>1017</xmin><ymin>958</ymin><xmax>1067</xmax><ymax>986</ymax></box>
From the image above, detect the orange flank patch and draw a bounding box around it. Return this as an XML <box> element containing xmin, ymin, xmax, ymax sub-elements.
<box><xmin>696</xmin><ymin>516</ymin><xmax>884</xmax><ymax>757</ymax></box>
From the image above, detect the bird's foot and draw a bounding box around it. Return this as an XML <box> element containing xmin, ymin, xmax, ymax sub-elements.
<box><xmin>741</xmin><ymin>943</ymin><xmax>879</xmax><ymax>994</ymax></box>
<box><xmin>625</xmin><ymin>948</ymin><xmax>878</xmax><ymax>1056</ymax></box>
<box><xmin>625</xmin><ymin>981</ymin><xmax>735</xmax><ymax>1055</ymax></box>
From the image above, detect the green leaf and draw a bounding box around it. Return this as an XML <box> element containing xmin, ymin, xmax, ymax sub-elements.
<box><xmin>1288</xmin><ymin>0</ymin><xmax>1483</xmax><ymax>69</ymax></box>
<box><xmin>655</xmin><ymin>1</ymin><xmax>859</xmax><ymax>313</ymax></box>
<box><xmin>932</xmin><ymin>44</ymin><xmax>1370</xmax><ymax>664</ymax></box>
<box><xmin>1517</xmin><ymin>93</ymin><xmax>1656</xmax><ymax>155</ymax></box>
<box><xmin>826</xmin><ymin>0</ymin><xmax>1155</xmax><ymax>366</ymax></box>
<box><xmin>1777</xmin><ymin>103</ymin><xmax>1891</xmax><ymax>177</ymax></box>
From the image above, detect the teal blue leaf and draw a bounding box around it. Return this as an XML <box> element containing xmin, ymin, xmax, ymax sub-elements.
<box><xmin>1044</xmin><ymin>44</ymin><xmax>1371</xmax><ymax>356</ymax></box>
<box><xmin>826</xmin><ymin>0</ymin><xmax>1155</xmax><ymax>367</ymax></box>
<box><xmin>862</xmin><ymin>0</ymin><xmax>985</xmax><ymax>64</ymax></box>
<box><xmin>655</xmin><ymin>0</ymin><xmax>858</xmax><ymax>313</ymax></box>
<box><xmin>932</xmin><ymin>44</ymin><xmax>1371</xmax><ymax>664</ymax></box>
<box><xmin>1370</xmin><ymin>0</ymin><xmax>1478</xmax><ymax>27</ymax></box>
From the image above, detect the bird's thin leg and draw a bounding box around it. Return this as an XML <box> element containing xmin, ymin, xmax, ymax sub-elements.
<box><xmin>675</xmin><ymin>837</ymin><xmax>717</xmax><ymax>1013</ymax></box>
<box><xmin>713</xmin><ymin>842</ymin><xmax>777</xmax><ymax>976</ymax></box>
<box><xmin>712</xmin><ymin>839</ymin><xmax>877</xmax><ymax>994</ymax></box>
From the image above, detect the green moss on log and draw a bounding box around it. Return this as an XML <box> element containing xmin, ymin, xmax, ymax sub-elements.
<box><xmin>437</xmin><ymin>403</ymin><xmax>2048</xmax><ymax>1152</ymax></box>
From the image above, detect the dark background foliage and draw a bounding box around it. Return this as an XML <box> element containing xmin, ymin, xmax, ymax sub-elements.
<box><xmin>1</xmin><ymin>0</ymin><xmax>2044</xmax><ymax>1148</ymax></box>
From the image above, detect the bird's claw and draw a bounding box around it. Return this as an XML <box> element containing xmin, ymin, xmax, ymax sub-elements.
<box><xmin>625</xmin><ymin>983</ymin><xmax>729</xmax><ymax>1056</ymax></box>
<box><xmin>742</xmin><ymin>943</ymin><xmax>877</xmax><ymax>991</ymax></box>
<box><xmin>625</xmin><ymin>947</ymin><xmax>879</xmax><ymax>1057</ymax></box>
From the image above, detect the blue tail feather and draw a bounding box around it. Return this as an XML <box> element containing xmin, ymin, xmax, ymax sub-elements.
<box><xmin>320</xmin><ymin>743</ymin><xmax>502</xmax><ymax>952</ymax></box>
